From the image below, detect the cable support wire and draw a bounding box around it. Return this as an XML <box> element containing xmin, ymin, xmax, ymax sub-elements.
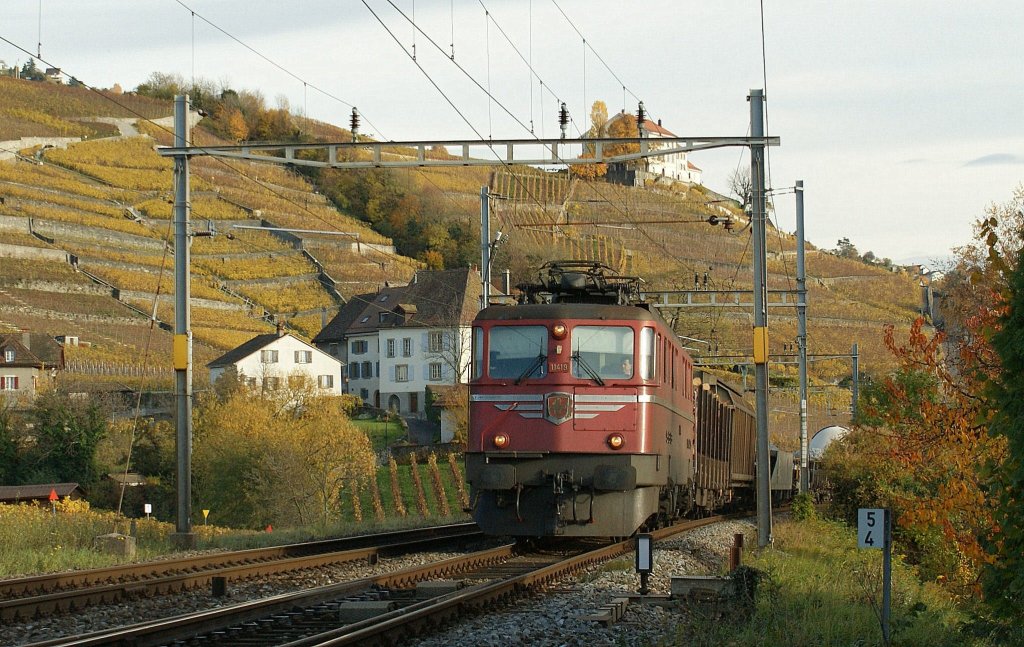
<box><xmin>172</xmin><ymin>0</ymin><xmax>388</xmax><ymax>141</ymax></box>
<box><xmin>370</xmin><ymin>1</ymin><xmax>707</xmax><ymax>279</ymax></box>
<box><xmin>171</xmin><ymin>0</ymin><xmax>460</xmax><ymax>236</ymax></box>
<box><xmin>548</xmin><ymin>0</ymin><xmax>650</xmax><ymax>118</ymax></box>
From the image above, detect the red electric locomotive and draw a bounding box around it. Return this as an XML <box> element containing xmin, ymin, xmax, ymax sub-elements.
<box><xmin>465</xmin><ymin>261</ymin><xmax>699</xmax><ymax>537</ymax></box>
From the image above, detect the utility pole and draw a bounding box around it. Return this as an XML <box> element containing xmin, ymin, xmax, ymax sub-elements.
<box><xmin>851</xmin><ymin>342</ymin><xmax>859</xmax><ymax>420</ymax></box>
<box><xmin>749</xmin><ymin>89</ymin><xmax>772</xmax><ymax>548</ymax></box>
<box><xmin>796</xmin><ymin>180</ymin><xmax>809</xmax><ymax>493</ymax></box>
<box><xmin>480</xmin><ymin>186</ymin><xmax>491</xmax><ymax>310</ymax></box>
<box><xmin>171</xmin><ymin>95</ymin><xmax>194</xmax><ymax>548</ymax></box>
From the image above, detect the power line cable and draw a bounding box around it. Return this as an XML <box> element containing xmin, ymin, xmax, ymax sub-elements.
<box><xmin>172</xmin><ymin>0</ymin><xmax>388</xmax><ymax>141</ymax></box>
<box><xmin>548</xmin><ymin>0</ymin><xmax>654</xmax><ymax>120</ymax></box>
<box><xmin>371</xmin><ymin>0</ymin><xmax>704</xmax><ymax>280</ymax></box>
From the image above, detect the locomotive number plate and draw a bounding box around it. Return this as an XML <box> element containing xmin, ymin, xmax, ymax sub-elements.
<box><xmin>548</xmin><ymin>361</ymin><xmax>570</xmax><ymax>373</ymax></box>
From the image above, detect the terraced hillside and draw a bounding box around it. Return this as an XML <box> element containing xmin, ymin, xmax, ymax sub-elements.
<box><xmin>0</xmin><ymin>79</ymin><xmax>417</xmax><ymax>390</ymax></box>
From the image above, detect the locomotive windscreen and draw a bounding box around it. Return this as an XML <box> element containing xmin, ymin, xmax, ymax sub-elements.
<box><xmin>571</xmin><ymin>325</ymin><xmax>634</xmax><ymax>379</ymax></box>
<box><xmin>486</xmin><ymin>325</ymin><xmax>548</xmax><ymax>379</ymax></box>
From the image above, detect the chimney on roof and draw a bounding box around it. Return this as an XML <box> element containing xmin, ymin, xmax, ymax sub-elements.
<box><xmin>658</xmin><ymin>119</ymin><xmax>662</xmax><ymax>127</ymax></box>
<box><xmin>276</xmin><ymin>321</ymin><xmax>285</xmax><ymax>337</ymax></box>
<box><xmin>22</xmin><ymin>331</ymin><xmax>30</xmax><ymax>350</ymax></box>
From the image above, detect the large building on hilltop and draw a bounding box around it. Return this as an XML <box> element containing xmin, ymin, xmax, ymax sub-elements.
<box><xmin>313</xmin><ymin>268</ymin><xmax>486</xmax><ymax>417</ymax></box>
<box><xmin>605</xmin><ymin>110</ymin><xmax>703</xmax><ymax>186</ymax></box>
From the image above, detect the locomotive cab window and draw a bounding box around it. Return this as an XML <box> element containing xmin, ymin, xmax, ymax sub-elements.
<box><xmin>488</xmin><ymin>326</ymin><xmax>548</xmax><ymax>379</ymax></box>
<box><xmin>571</xmin><ymin>326</ymin><xmax>634</xmax><ymax>380</ymax></box>
<box><xmin>472</xmin><ymin>327</ymin><xmax>484</xmax><ymax>379</ymax></box>
<box><xmin>640</xmin><ymin>327</ymin><xmax>655</xmax><ymax>380</ymax></box>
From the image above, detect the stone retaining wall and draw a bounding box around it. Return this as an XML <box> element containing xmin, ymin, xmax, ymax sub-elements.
<box><xmin>0</xmin><ymin>242</ymin><xmax>70</xmax><ymax>263</ymax></box>
<box><xmin>0</xmin><ymin>137</ymin><xmax>81</xmax><ymax>161</ymax></box>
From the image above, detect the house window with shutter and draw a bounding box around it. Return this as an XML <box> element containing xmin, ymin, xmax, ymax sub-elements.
<box><xmin>294</xmin><ymin>350</ymin><xmax>312</xmax><ymax>364</ymax></box>
<box><xmin>429</xmin><ymin>363</ymin><xmax>442</xmax><ymax>381</ymax></box>
<box><xmin>386</xmin><ymin>339</ymin><xmax>396</xmax><ymax>358</ymax></box>
<box><xmin>318</xmin><ymin>375</ymin><xmax>334</xmax><ymax>388</ymax></box>
<box><xmin>395</xmin><ymin>365</ymin><xmax>409</xmax><ymax>382</ymax></box>
<box><xmin>402</xmin><ymin>337</ymin><xmax>412</xmax><ymax>357</ymax></box>
<box><xmin>261</xmin><ymin>349</ymin><xmax>279</xmax><ymax>363</ymax></box>
<box><xmin>0</xmin><ymin>376</ymin><xmax>18</xmax><ymax>390</ymax></box>
<box><xmin>429</xmin><ymin>331</ymin><xmax>444</xmax><ymax>353</ymax></box>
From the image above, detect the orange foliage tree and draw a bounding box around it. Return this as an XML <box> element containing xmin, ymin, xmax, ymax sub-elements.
<box><xmin>830</xmin><ymin>315</ymin><xmax>1005</xmax><ymax>593</ymax></box>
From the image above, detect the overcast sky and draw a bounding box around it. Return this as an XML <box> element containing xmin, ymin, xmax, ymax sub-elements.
<box><xmin>3</xmin><ymin>1</ymin><xmax>1022</xmax><ymax>264</ymax></box>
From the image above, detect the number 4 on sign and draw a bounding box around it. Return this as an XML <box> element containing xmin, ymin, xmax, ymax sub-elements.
<box><xmin>858</xmin><ymin>508</ymin><xmax>885</xmax><ymax>549</ymax></box>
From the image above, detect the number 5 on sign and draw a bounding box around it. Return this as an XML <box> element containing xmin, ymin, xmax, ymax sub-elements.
<box><xmin>858</xmin><ymin>508</ymin><xmax>884</xmax><ymax>549</ymax></box>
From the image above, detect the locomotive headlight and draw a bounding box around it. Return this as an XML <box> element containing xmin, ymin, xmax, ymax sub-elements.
<box><xmin>607</xmin><ymin>433</ymin><xmax>625</xmax><ymax>450</ymax></box>
<box><xmin>493</xmin><ymin>433</ymin><xmax>510</xmax><ymax>448</ymax></box>
<box><xmin>552</xmin><ymin>323</ymin><xmax>568</xmax><ymax>340</ymax></box>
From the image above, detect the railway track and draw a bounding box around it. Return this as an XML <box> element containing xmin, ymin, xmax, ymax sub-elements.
<box><xmin>24</xmin><ymin>516</ymin><xmax>727</xmax><ymax>647</ymax></box>
<box><xmin>0</xmin><ymin>523</ymin><xmax>482</xmax><ymax>623</ymax></box>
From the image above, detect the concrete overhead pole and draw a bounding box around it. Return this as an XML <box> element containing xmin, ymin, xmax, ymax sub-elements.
<box><xmin>749</xmin><ymin>89</ymin><xmax>772</xmax><ymax>548</ymax></box>
<box><xmin>796</xmin><ymin>180</ymin><xmax>809</xmax><ymax>493</ymax></box>
<box><xmin>480</xmin><ymin>186</ymin><xmax>491</xmax><ymax>310</ymax></box>
<box><xmin>172</xmin><ymin>95</ymin><xmax>194</xmax><ymax>548</ymax></box>
<box><xmin>852</xmin><ymin>343</ymin><xmax>860</xmax><ymax>421</ymax></box>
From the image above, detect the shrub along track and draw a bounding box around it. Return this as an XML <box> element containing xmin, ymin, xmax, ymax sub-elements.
<box><xmin>23</xmin><ymin>516</ymin><xmax>728</xmax><ymax>647</ymax></box>
<box><xmin>0</xmin><ymin>523</ymin><xmax>481</xmax><ymax>623</ymax></box>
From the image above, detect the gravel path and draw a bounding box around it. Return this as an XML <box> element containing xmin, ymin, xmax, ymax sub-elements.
<box><xmin>3</xmin><ymin>518</ymin><xmax>756</xmax><ymax>647</ymax></box>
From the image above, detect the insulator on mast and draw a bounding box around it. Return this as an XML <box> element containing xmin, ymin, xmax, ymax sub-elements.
<box><xmin>637</xmin><ymin>101</ymin><xmax>646</xmax><ymax>136</ymax></box>
<box><xmin>558</xmin><ymin>102</ymin><xmax>569</xmax><ymax>140</ymax></box>
<box><xmin>350</xmin><ymin>108</ymin><xmax>360</xmax><ymax>143</ymax></box>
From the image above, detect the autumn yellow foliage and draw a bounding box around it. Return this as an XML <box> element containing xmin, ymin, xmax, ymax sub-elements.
<box><xmin>194</xmin><ymin>387</ymin><xmax>376</xmax><ymax>528</ymax></box>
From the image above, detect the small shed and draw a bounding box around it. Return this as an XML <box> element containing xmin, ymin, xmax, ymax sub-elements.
<box><xmin>0</xmin><ymin>482</ymin><xmax>84</xmax><ymax>505</ymax></box>
<box><xmin>106</xmin><ymin>473</ymin><xmax>147</xmax><ymax>487</ymax></box>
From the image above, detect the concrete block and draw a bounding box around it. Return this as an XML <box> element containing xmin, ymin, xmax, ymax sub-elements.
<box><xmin>337</xmin><ymin>601</ymin><xmax>397</xmax><ymax>623</ymax></box>
<box><xmin>92</xmin><ymin>533</ymin><xmax>136</xmax><ymax>558</ymax></box>
<box><xmin>415</xmin><ymin>580</ymin><xmax>464</xmax><ymax>599</ymax></box>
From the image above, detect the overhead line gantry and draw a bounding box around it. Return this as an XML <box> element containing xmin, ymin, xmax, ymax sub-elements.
<box><xmin>159</xmin><ymin>92</ymin><xmax>783</xmax><ymax>549</ymax></box>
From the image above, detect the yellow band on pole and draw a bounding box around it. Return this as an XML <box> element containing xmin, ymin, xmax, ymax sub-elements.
<box><xmin>753</xmin><ymin>327</ymin><xmax>769</xmax><ymax>364</ymax></box>
<box><xmin>173</xmin><ymin>334</ymin><xmax>188</xmax><ymax>370</ymax></box>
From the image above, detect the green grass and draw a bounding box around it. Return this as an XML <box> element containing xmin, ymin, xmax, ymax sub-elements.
<box><xmin>667</xmin><ymin>517</ymin><xmax>1007</xmax><ymax>647</ymax></box>
<box><xmin>352</xmin><ymin>418</ymin><xmax>408</xmax><ymax>453</ymax></box>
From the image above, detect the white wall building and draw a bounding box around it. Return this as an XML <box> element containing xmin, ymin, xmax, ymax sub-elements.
<box><xmin>314</xmin><ymin>268</ymin><xmax>482</xmax><ymax>417</ymax></box>
<box><xmin>207</xmin><ymin>330</ymin><xmax>343</xmax><ymax>395</ymax></box>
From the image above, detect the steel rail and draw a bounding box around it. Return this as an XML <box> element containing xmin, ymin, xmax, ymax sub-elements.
<box><xmin>26</xmin><ymin>516</ymin><xmax>735</xmax><ymax>647</ymax></box>
<box><xmin>25</xmin><ymin>544</ymin><xmax>517</xmax><ymax>647</ymax></box>
<box><xmin>2</xmin><ymin>523</ymin><xmax>481</xmax><ymax>622</ymax></box>
<box><xmin>307</xmin><ymin>515</ymin><xmax>726</xmax><ymax>646</ymax></box>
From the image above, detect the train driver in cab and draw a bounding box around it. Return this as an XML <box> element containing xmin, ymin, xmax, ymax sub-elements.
<box><xmin>619</xmin><ymin>357</ymin><xmax>633</xmax><ymax>378</ymax></box>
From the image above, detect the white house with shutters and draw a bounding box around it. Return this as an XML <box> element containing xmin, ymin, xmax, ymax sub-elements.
<box><xmin>313</xmin><ymin>268</ymin><xmax>484</xmax><ymax>417</ymax></box>
<box><xmin>0</xmin><ymin>333</ymin><xmax>63</xmax><ymax>403</ymax></box>
<box><xmin>207</xmin><ymin>329</ymin><xmax>343</xmax><ymax>395</ymax></box>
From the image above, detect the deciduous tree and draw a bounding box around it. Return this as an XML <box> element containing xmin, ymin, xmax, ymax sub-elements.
<box><xmin>831</xmin><ymin>315</ymin><xmax>1004</xmax><ymax>593</ymax></box>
